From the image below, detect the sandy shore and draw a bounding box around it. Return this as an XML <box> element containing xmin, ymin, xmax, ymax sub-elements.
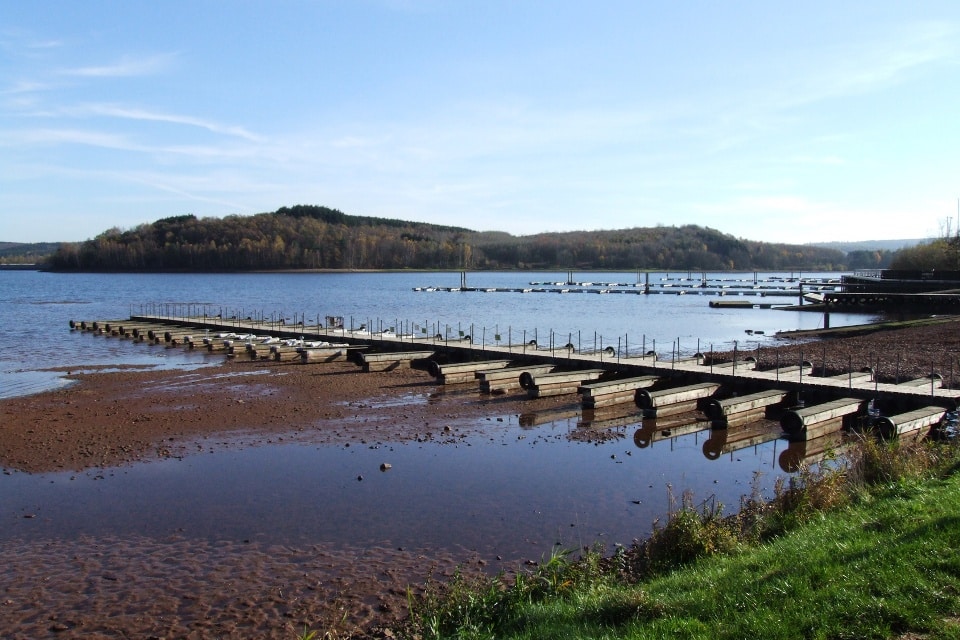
<box><xmin>1</xmin><ymin>319</ymin><xmax>958</xmax><ymax>638</ymax></box>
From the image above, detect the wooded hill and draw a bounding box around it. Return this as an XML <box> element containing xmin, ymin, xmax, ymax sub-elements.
<box><xmin>47</xmin><ymin>204</ymin><xmax>854</xmax><ymax>272</ymax></box>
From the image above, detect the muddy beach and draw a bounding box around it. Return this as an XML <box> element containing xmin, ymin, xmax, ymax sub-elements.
<box><xmin>0</xmin><ymin>359</ymin><xmax>575</xmax><ymax>475</ymax></box>
<box><xmin>738</xmin><ymin>317</ymin><xmax>960</xmax><ymax>384</ymax></box>
<box><xmin>0</xmin><ymin>357</ymin><xmax>577</xmax><ymax>639</ymax></box>
<box><xmin>1</xmin><ymin>318</ymin><xmax>958</xmax><ymax>639</ymax></box>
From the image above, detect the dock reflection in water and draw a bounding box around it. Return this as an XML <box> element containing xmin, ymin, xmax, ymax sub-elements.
<box><xmin>779</xmin><ymin>432</ymin><xmax>850</xmax><ymax>472</ymax></box>
<box><xmin>0</xmin><ymin>404</ymin><xmax>838</xmax><ymax>568</ymax></box>
<box><xmin>632</xmin><ymin>415</ymin><xmax>713</xmax><ymax>449</ymax></box>
<box><xmin>702</xmin><ymin>422</ymin><xmax>782</xmax><ymax>461</ymax></box>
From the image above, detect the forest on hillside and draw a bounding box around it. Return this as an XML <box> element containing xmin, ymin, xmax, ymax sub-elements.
<box><xmin>0</xmin><ymin>242</ymin><xmax>62</xmax><ymax>265</ymax></box>
<box><xmin>44</xmin><ymin>205</ymin><xmax>867</xmax><ymax>272</ymax></box>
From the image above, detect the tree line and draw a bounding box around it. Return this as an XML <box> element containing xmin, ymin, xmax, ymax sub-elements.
<box><xmin>888</xmin><ymin>237</ymin><xmax>960</xmax><ymax>271</ymax></box>
<box><xmin>43</xmin><ymin>204</ymin><xmax>890</xmax><ymax>272</ymax></box>
<box><xmin>0</xmin><ymin>242</ymin><xmax>62</xmax><ymax>265</ymax></box>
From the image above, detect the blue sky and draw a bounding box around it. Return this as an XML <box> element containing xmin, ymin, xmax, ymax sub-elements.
<box><xmin>2</xmin><ymin>1</ymin><xmax>959</xmax><ymax>244</ymax></box>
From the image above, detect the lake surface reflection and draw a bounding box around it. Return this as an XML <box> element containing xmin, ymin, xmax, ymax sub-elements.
<box><xmin>0</xmin><ymin>404</ymin><xmax>793</xmax><ymax>563</ymax></box>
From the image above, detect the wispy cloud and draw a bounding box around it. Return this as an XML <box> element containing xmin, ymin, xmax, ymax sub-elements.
<box><xmin>843</xmin><ymin>21</ymin><xmax>955</xmax><ymax>88</ymax></box>
<box><xmin>1</xmin><ymin>80</ymin><xmax>55</xmax><ymax>95</ymax></box>
<box><xmin>0</xmin><ymin>127</ymin><xmax>257</xmax><ymax>163</ymax></box>
<box><xmin>665</xmin><ymin>20</ymin><xmax>959</xmax><ymax>158</ymax></box>
<box><xmin>74</xmin><ymin>104</ymin><xmax>264</xmax><ymax>142</ymax></box>
<box><xmin>770</xmin><ymin>20</ymin><xmax>956</xmax><ymax>111</ymax></box>
<box><xmin>0</xmin><ymin>29</ymin><xmax>64</xmax><ymax>56</ymax></box>
<box><xmin>2</xmin><ymin>127</ymin><xmax>135</xmax><ymax>150</ymax></box>
<box><xmin>60</xmin><ymin>53</ymin><xmax>176</xmax><ymax>78</ymax></box>
<box><xmin>26</xmin><ymin>38</ymin><xmax>64</xmax><ymax>50</ymax></box>
<box><xmin>125</xmin><ymin>173</ymin><xmax>251</xmax><ymax>210</ymax></box>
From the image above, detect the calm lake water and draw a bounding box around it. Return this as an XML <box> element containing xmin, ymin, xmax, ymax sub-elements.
<box><xmin>0</xmin><ymin>270</ymin><xmax>873</xmax><ymax>563</ymax></box>
<box><xmin>1</xmin><ymin>270</ymin><xmax>873</xmax><ymax>399</ymax></box>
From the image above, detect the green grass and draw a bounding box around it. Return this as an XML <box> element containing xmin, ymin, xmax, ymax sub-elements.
<box><xmin>604</xmin><ymin>480</ymin><xmax>960</xmax><ymax>639</ymax></box>
<box><xmin>400</xmin><ymin>438</ymin><xmax>960</xmax><ymax>640</ymax></box>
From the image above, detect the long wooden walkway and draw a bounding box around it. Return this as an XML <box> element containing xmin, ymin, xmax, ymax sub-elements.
<box><xmin>72</xmin><ymin>315</ymin><xmax>959</xmax><ymax>448</ymax></box>
<box><xmin>73</xmin><ymin>314</ymin><xmax>959</xmax><ymax>405</ymax></box>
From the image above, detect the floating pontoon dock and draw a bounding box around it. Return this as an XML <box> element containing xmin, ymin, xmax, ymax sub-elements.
<box><xmin>71</xmin><ymin>315</ymin><xmax>960</xmax><ymax>454</ymax></box>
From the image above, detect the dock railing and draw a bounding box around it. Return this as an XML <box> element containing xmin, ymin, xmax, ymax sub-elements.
<box><xmin>125</xmin><ymin>302</ymin><xmax>958</xmax><ymax>393</ymax></box>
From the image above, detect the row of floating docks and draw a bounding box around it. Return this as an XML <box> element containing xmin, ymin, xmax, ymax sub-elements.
<box><xmin>413</xmin><ymin>276</ymin><xmax>842</xmax><ymax>298</ymax></box>
<box><xmin>414</xmin><ymin>286</ymin><xmax>812</xmax><ymax>297</ymax></box>
<box><xmin>72</xmin><ymin>317</ymin><xmax>956</xmax><ymax>466</ymax></box>
<box><xmin>428</xmin><ymin>357</ymin><xmax>950</xmax><ymax>442</ymax></box>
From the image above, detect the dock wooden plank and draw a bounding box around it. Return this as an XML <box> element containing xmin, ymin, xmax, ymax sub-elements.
<box><xmin>875</xmin><ymin>406</ymin><xmax>946</xmax><ymax>440</ymax></box>
<box><xmin>579</xmin><ymin>376</ymin><xmax>659</xmax><ymax>395</ymax></box>
<box><xmin>781</xmin><ymin>398</ymin><xmax>865</xmax><ymax>440</ymax></box>
<box><xmin>360</xmin><ymin>350</ymin><xmax>435</xmax><ymax>372</ymax></box>
<box><xmin>477</xmin><ymin>365</ymin><xmax>556</xmax><ymax>394</ymax></box>
<box><xmin>524</xmin><ymin>369</ymin><xmax>606</xmax><ymax>398</ymax></box>
<box><xmin>299</xmin><ymin>348</ymin><xmax>350</xmax><ymax>363</ymax></box>
<box><xmin>896</xmin><ymin>375</ymin><xmax>943</xmax><ymax>390</ymax></box>
<box><xmin>705</xmin><ymin>389</ymin><xmax>789</xmax><ymax>422</ymax></box>
<box><xmin>430</xmin><ymin>359</ymin><xmax>512</xmax><ymax>384</ymax></box>
<box><xmin>704</xmin><ymin>357</ymin><xmax>757</xmax><ymax>372</ymax></box>
<box><xmin>824</xmin><ymin>369</ymin><xmax>874</xmax><ymax>385</ymax></box>
<box><xmin>635</xmin><ymin>382</ymin><xmax>722</xmax><ymax>417</ymax></box>
<box><xmin>762</xmin><ymin>362</ymin><xmax>814</xmax><ymax>379</ymax></box>
<box><xmin>578</xmin><ymin>376</ymin><xmax>659</xmax><ymax>408</ymax></box>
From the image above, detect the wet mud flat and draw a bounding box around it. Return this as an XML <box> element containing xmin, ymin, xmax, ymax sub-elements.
<box><xmin>0</xmin><ymin>534</ymin><xmax>472</xmax><ymax>639</ymax></box>
<box><xmin>0</xmin><ymin>359</ymin><xmax>580</xmax><ymax>638</ymax></box>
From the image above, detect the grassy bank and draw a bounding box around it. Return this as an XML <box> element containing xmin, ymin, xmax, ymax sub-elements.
<box><xmin>487</xmin><ymin>475</ymin><xmax>960</xmax><ymax>639</ymax></box>
<box><xmin>395</xmin><ymin>436</ymin><xmax>960</xmax><ymax>640</ymax></box>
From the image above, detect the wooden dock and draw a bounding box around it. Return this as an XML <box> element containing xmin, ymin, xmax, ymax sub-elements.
<box><xmin>70</xmin><ymin>314</ymin><xmax>960</xmax><ymax>449</ymax></box>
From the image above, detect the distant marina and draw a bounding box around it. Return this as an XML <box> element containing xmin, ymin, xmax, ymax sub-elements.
<box><xmin>414</xmin><ymin>271</ymin><xmax>841</xmax><ymax>300</ymax></box>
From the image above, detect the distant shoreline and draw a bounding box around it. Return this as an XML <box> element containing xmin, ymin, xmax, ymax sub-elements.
<box><xmin>0</xmin><ymin>264</ymin><xmax>42</xmax><ymax>271</ymax></box>
<box><xmin>28</xmin><ymin>266</ymin><xmax>844</xmax><ymax>275</ymax></box>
